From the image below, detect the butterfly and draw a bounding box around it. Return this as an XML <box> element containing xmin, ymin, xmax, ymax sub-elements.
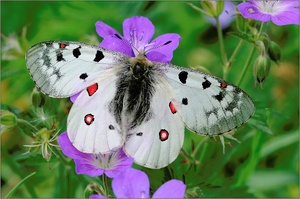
<box><xmin>25</xmin><ymin>41</ymin><xmax>255</xmax><ymax>169</ymax></box>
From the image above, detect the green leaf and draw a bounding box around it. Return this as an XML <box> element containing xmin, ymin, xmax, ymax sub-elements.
<box><xmin>228</xmin><ymin>32</ymin><xmax>255</xmax><ymax>44</ymax></box>
<box><xmin>260</xmin><ymin>130</ymin><xmax>298</xmax><ymax>159</ymax></box>
<box><xmin>247</xmin><ymin>170</ymin><xmax>297</xmax><ymax>191</ymax></box>
<box><xmin>248</xmin><ymin>108</ymin><xmax>273</xmax><ymax>135</ymax></box>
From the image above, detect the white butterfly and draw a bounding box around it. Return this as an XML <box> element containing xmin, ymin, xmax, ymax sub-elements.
<box><xmin>25</xmin><ymin>41</ymin><xmax>255</xmax><ymax>169</ymax></box>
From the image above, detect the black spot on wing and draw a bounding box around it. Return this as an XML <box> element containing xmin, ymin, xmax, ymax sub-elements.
<box><xmin>45</xmin><ymin>42</ymin><xmax>53</xmax><ymax>47</ymax></box>
<box><xmin>53</xmin><ymin>69</ymin><xmax>62</xmax><ymax>79</ymax></box>
<box><xmin>73</xmin><ymin>46</ymin><xmax>81</xmax><ymax>58</ymax></box>
<box><xmin>80</xmin><ymin>73</ymin><xmax>88</xmax><ymax>80</ymax></box>
<box><xmin>178</xmin><ymin>71</ymin><xmax>188</xmax><ymax>84</ymax></box>
<box><xmin>225</xmin><ymin>101</ymin><xmax>237</xmax><ymax>112</ymax></box>
<box><xmin>94</xmin><ymin>50</ymin><xmax>104</xmax><ymax>62</ymax></box>
<box><xmin>182</xmin><ymin>98</ymin><xmax>188</xmax><ymax>105</ymax></box>
<box><xmin>109</xmin><ymin>125</ymin><xmax>115</xmax><ymax>130</ymax></box>
<box><xmin>202</xmin><ymin>77</ymin><xmax>211</xmax><ymax>89</ymax></box>
<box><xmin>56</xmin><ymin>51</ymin><xmax>65</xmax><ymax>62</ymax></box>
<box><xmin>136</xmin><ymin>132</ymin><xmax>143</xmax><ymax>136</ymax></box>
<box><xmin>214</xmin><ymin>91</ymin><xmax>224</xmax><ymax>102</ymax></box>
<box><xmin>42</xmin><ymin>54</ymin><xmax>51</xmax><ymax>68</ymax></box>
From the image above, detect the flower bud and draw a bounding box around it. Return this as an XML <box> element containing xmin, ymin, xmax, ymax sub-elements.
<box><xmin>185</xmin><ymin>186</ymin><xmax>203</xmax><ymax>198</ymax></box>
<box><xmin>84</xmin><ymin>182</ymin><xmax>106</xmax><ymax>199</ymax></box>
<box><xmin>0</xmin><ymin>110</ymin><xmax>17</xmax><ymax>127</ymax></box>
<box><xmin>260</xmin><ymin>35</ymin><xmax>270</xmax><ymax>52</ymax></box>
<box><xmin>24</xmin><ymin>128</ymin><xmax>59</xmax><ymax>161</ymax></box>
<box><xmin>201</xmin><ymin>0</ymin><xmax>224</xmax><ymax>17</ymax></box>
<box><xmin>215</xmin><ymin>1</ymin><xmax>225</xmax><ymax>17</ymax></box>
<box><xmin>84</xmin><ymin>183</ymin><xmax>96</xmax><ymax>199</ymax></box>
<box><xmin>31</xmin><ymin>87</ymin><xmax>45</xmax><ymax>108</ymax></box>
<box><xmin>0</xmin><ymin>110</ymin><xmax>17</xmax><ymax>133</ymax></box>
<box><xmin>253</xmin><ymin>55</ymin><xmax>271</xmax><ymax>85</ymax></box>
<box><xmin>268</xmin><ymin>41</ymin><xmax>281</xmax><ymax>63</ymax></box>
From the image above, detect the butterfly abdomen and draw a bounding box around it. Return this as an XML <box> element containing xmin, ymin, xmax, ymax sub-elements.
<box><xmin>112</xmin><ymin>57</ymin><xmax>156</xmax><ymax>129</ymax></box>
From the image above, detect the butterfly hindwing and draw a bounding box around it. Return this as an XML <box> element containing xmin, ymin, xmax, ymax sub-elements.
<box><xmin>25</xmin><ymin>41</ymin><xmax>128</xmax><ymax>98</ymax></box>
<box><xmin>67</xmin><ymin>70</ymin><xmax>124</xmax><ymax>153</ymax></box>
<box><xmin>161</xmin><ymin>64</ymin><xmax>255</xmax><ymax>136</ymax></box>
<box><xmin>124</xmin><ymin>77</ymin><xmax>185</xmax><ymax>169</ymax></box>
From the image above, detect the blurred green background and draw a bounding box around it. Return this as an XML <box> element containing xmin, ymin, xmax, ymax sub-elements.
<box><xmin>1</xmin><ymin>1</ymin><xmax>299</xmax><ymax>198</ymax></box>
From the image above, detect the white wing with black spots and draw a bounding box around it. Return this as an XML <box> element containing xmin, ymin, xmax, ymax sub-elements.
<box><xmin>161</xmin><ymin>64</ymin><xmax>255</xmax><ymax>136</ymax></box>
<box><xmin>25</xmin><ymin>39</ymin><xmax>255</xmax><ymax>169</ymax></box>
<box><xmin>123</xmin><ymin>77</ymin><xmax>185</xmax><ymax>169</ymax></box>
<box><xmin>67</xmin><ymin>70</ymin><xmax>124</xmax><ymax>153</ymax></box>
<box><xmin>25</xmin><ymin>41</ymin><xmax>128</xmax><ymax>98</ymax></box>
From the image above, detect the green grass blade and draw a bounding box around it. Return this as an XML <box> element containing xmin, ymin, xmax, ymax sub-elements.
<box><xmin>5</xmin><ymin>172</ymin><xmax>36</xmax><ymax>198</ymax></box>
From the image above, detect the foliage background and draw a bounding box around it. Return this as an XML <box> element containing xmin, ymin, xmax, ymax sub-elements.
<box><xmin>1</xmin><ymin>1</ymin><xmax>299</xmax><ymax>198</ymax></box>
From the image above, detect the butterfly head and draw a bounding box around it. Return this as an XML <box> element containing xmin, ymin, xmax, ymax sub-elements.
<box><xmin>129</xmin><ymin>54</ymin><xmax>152</xmax><ymax>80</ymax></box>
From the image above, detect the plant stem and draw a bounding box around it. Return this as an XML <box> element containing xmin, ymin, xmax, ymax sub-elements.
<box><xmin>228</xmin><ymin>40</ymin><xmax>244</xmax><ymax>67</ymax></box>
<box><xmin>102</xmin><ymin>174</ymin><xmax>108</xmax><ymax>196</ymax></box>
<box><xmin>17</xmin><ymin>118</ymin><xmax>38</xmax><ymax>132</ymax></box>
<box><xmin>215</xmin><ymin>16</ymin><xmax>229</xmax><ymax>79</ymax></box>
<box><xmin>55</xmin><ymin>148</ymin><xmax>72</xmax><ymax>166</ymax></box>
<box><xmin>191</xmin><ymin>136</ymin><xmax>209</xmax><ymax>158</ymax></box>
<box><xmin>257</xmin><ymin>22</ymin><xmax>265</xmax><ymax>39</ymax></box>
<box><xmin>236</xmin><ymin>46</ymin><xmax>256</xmax><ymax>86</ymax></box>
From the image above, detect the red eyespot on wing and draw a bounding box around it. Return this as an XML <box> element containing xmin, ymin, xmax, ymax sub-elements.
<box><xmin>59</xmin><ymin>43</ymin><xmax>66</xmax><ymax>49</ymax></box>
<box><xmin>84</xmin><ymin>114</ymin><xmax>94</xmax><ymax>125</ymax></box>
<box><xmin>169</xmin><ymin>101</ymin><xmax>177</xmax><ymax>114</ymax></box>
<box><xmin>221</xmin><ymin>83</ymin><xmax>227</xmax><ymax>88</ymax></box>
<box><xmin>159</xmin><ymin>129</ymin><xmax>169</xmax><ymax>141</ymax></box>
<box><xmin>87</xmin><ymin>83</ymin><xmax>98</xmax><ymax>96</ymax></box>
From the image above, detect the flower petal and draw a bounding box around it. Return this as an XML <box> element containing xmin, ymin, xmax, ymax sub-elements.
<box><xmin>70</xmin><ymin>92</ymin><xmax>81</xmax><ymax>103</ymax></box>
<box><xmin>146</xmin><ymin>51</ymin><xmax>169</xmax><ymax>63</ymax></box>
<box><xmin>100</xmin><ymin>36</ymin><xmax>133</xmax><ymax>56</ymax></box>
<box><xmin>104</xmin><ymin>149</ymin><xmax>134</xmax><ymax>178</ymax></box>
<box><xmin>112</xmin><ymin>168</ymin><xmax>150</xmax><ymax>198</ymax></box>
<box><xmin>146</xmin><ymin>33</ymin><xmax>181</xmax><ymax>63</ymax></box>
<box><xmin>58</xmin><ymin>132</ymin><xmax>93</xmax><ymax>160</ymax></box>
<box><xmin>95</xmin><ymin>21</ymin><xmax>120</xmax><ymax>39</ymax></box>
<box><xmin>74</xmin><ymin>159</ymin><xmax>105</xmax><ymax>177</ymax></box>
<box><xmin>271</xmin><ymin>8</ymin><xmax>300</xmax><ymax>26</ymax></box>
<box><xmin>272</xmin><ymin>0</ymin><xmax>299</xmax><ymax>7</ymax></box>
<box><xmin>89</xmin><ymin>194</ymin><xmax>107</xmax><ymax>199</ymax></box>
<box><xmin>123</xmin><ymin>16</ymin><xmax>155</xmax><ymax>53</ymax></box>
<box><xmin>152</xmin><ymin>179</ymin><xmax>186</xmax><ymax>198</ymax></box>
<box><xmin>95</xmin><ymin>21</ymin><xmax>133</xmax><ymax>56</ymax></box>
<box><xmin>237</xmin><ymin>2</ymin><xmax>271</xmax><ymax>22</ymax></box>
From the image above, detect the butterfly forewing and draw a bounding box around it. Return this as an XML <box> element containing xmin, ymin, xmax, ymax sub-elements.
<box><xmin>25</xmin><ymin>41</ymin><xmax>128</xmax><ymax>98</ymax></box>
<box><xmin>161</xmin><ymin>64</ymin><xmax>255</xmax><ymax>136</ymax></box>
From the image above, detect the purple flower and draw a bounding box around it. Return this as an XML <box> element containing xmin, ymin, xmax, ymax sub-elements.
<box><xmin>91</xmin><ymin>168</ymin><xmax>186</xmax><ymax>198</ymax></box>
<box><xmin>58</xmin><ymin>132</ymin><xmax>133</xmax><ymax>178</ymax></box>
<box><xmin>89</xmin><ymin>194</ymin><xmax>106</xmax><ymax>199</ymax></box>
<box><xmin>205</xmin><ymin>1</ymin><xmax>236</xmax><ymax>29</ymax></box>
<box><xmin>237</xmin><ymin>0</ymin><xmax>300</xmax><ymax>26</ymax></box>
<box><xmin>71</xmin><ymin>16</ymin><xmax>181</xmax><ymax>102</ymax></box>
<box><xmin>95</xmin><ymin>16</ymin><xmax>181</xmax><ymax>63</ymax></box>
